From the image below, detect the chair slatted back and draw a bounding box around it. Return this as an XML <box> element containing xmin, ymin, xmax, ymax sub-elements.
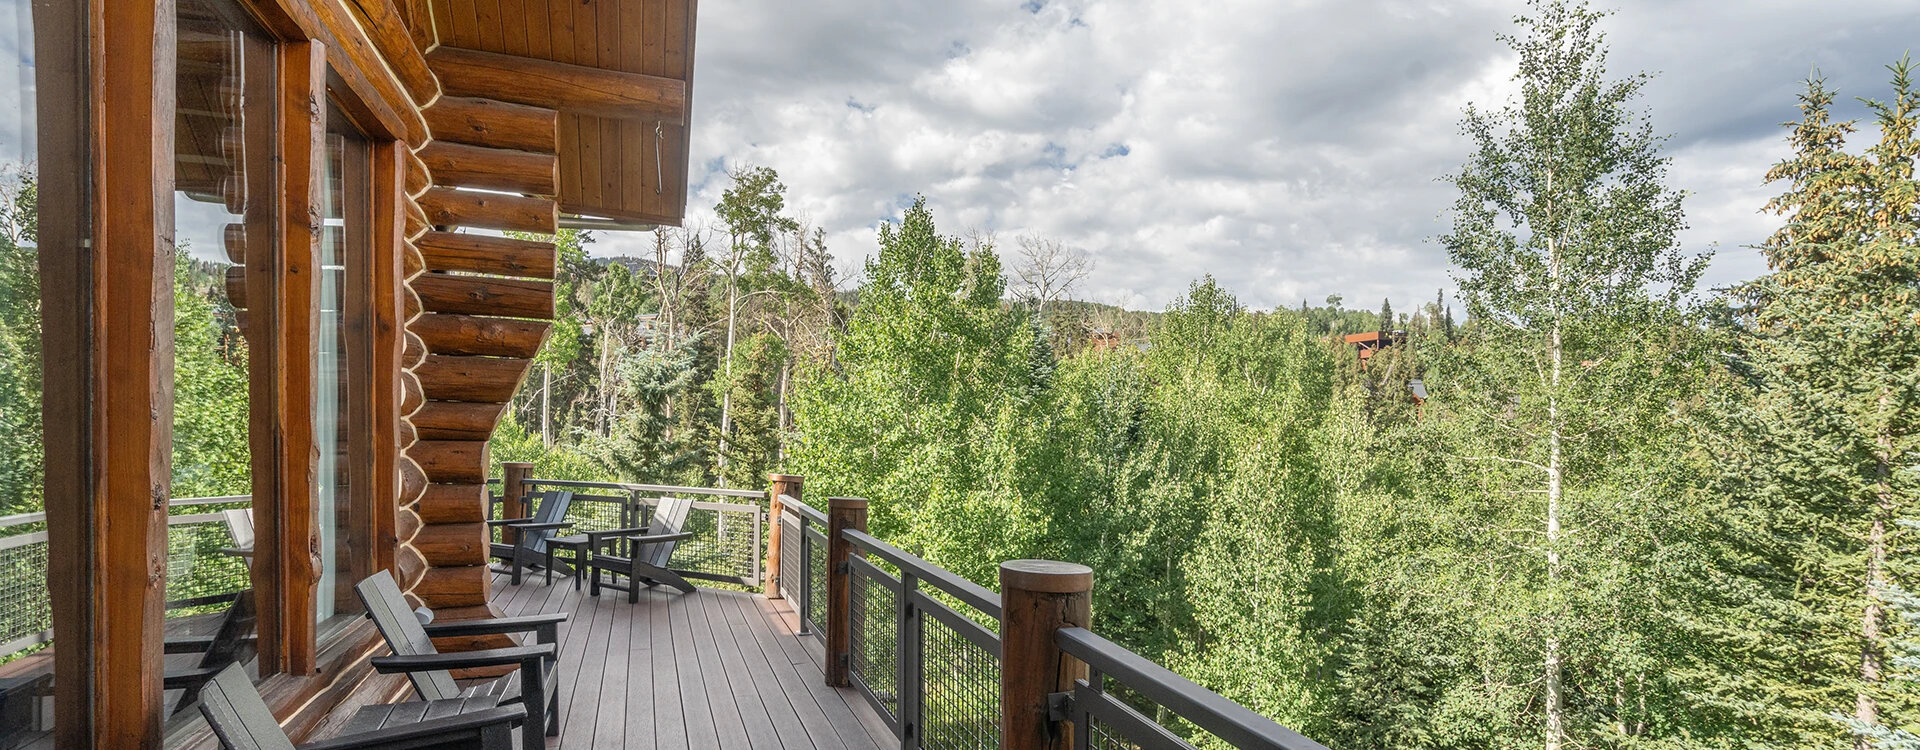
<box><xmin>224</xmin><ymin>509</ymin><xmax>254</xmax><ymax>551</ymax></box>
<box><xmin>523</xmin><ymin>490</ymin><xmax>574</xmax><ymax>555</ymax></box>
<box><xmin>354</xmin><ymin>570</ymin><xmax>461</xmax><ymax>700</ymax></box>
<box><xmin>200</xmin><ymin>590</ymin><xmax>258</xmax><ymax>671</ymax></box>
<box><xmin>639</xmin><ymin>496</ymin><xmax>693</xmax><ymax>568</ymax></box>
<box><xmin>198</xmin><ymin>664</ymin><xmax>297</xmax><ymax>750</ymax></box>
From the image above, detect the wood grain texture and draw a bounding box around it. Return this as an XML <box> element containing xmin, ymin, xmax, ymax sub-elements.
<box><xmin>416</xmin><ymin>231</ymin><xmax>556</xmax><ymax>278</ymax></box>
<box><xmin>416</xmin><ymin>564</ymin><xmax>493</xmax><ymax>608</ymax></box>
<box><xmin>414</xmin><ymin>354</ymin><xmax>535</xmax><ymax>403</ymax></box>
<box><xmin>344</xmin><ymin>0</ymin><xmax>441</xmax><ymax>106</ymax></box>
<box><xmin>428</xmin><ymin>45</ymin><xmax>686</xmax><ymax>121</ymax></box>
<box><xmin>417</xmin><ymin>140</ymin><xmax>558</xmax><ymax>195</ymax></box>
<box><xmin>410</xmin><ymin>400</ymin><xmax>507</xmax><ymax>441</ymax></box>
<box><xmin>424</xmin><ymin>95</ymin><xmax>558</xmax><ymax>153</ymax></box>
<box><xmin>411</xmin><ymin>313</ymin><xmax>552</xmax><ymax>358</ymax></box>
<box><xmin>412</xmin><ymin>439</ymin><xmax>490</xmax><ymax>483</ymax></box>
<box><xmin>417</xmin><ymin>186</ymin><xmax>558</xmax><ymax>233</ymax></box>
<box><xmin>418</xmin><ymin>484</ymin><xmax>490</xmax><ymax>524</ymax></box>
<box><xmin>412</xmin><ymin>274</ymin><xmax>556</xmax><ymax>319</ymax></box>
<box><xmin>999</xmin><ymin>561</ymin><xmax>1094</xmax><ymax>750</ymax></box>
<box><xmin>413</xmin><ymin>522</ymin><xmax>489</xmax><ymax>565</ymax></box>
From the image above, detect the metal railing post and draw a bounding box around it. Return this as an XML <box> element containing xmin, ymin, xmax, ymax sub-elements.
<box><xmin>825</xmin><ymin>496</ymin><xmax>868</xmax><ymax>687</ymax></box>
<box><xmin>767</xmin><ymin>474</ymin><xmax>803</xmax><ymax>598</ymax></box>
<box><xmin>999</xmin><ymin>560</ymin><xmax>1093</xmax><ymax>750</ymax></box>
<box><xmin>897</xmin><ymin>569</ymin><xmax>921</xmax><ymax>750</ymax></box>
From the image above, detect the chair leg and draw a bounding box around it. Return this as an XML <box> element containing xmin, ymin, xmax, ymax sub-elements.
<box><xmin>544</xmin><ymin>547</ymin><xmax>554</xmax><ymax>585</ymax></box>
<box><xmin>511</xmin><ymin>550</ymin><xmax>522</xmax><ymax>586</ymax></box>
<box><xmin>572</xmin><ymin>548</ymin><xmax>585</xmax><ymax>591</ymax></box>
<box><xmin>637</xmin><ymin>563</ymin><xmax>698</xmax><ymax>594</ymax></box>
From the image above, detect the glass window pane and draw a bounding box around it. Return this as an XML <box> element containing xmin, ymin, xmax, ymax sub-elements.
<box><xmin>166</xmin><ymin>0</ymin><xmax>271</xmax><ymax>712</ymax></box>
<box><xmin>317</xmin><ymin>103</ymin><xmax>370</xmax><ymax>631</ymax></box>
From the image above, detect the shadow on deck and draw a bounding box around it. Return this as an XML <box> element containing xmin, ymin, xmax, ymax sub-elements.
<box><xmin>486</xmin><ymin>571</ymin><xmax>893</xmax><ymax>750</ymax></box>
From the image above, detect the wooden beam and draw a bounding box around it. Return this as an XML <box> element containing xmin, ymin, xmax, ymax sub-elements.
<box><xmin>1000</xmin><ymin>561</ymin><xmax>1094</xmax><ymax>750</ymax></box>
<box><xmin>411</xmin><ymin>275</ymin><xmax>555</xmax><ymax>319</ymax></box>
<box><xmin>411</xmin><ymin>402</ymin><xmax>507</xmax><ymax>441</ymax></box>
<box><xmin>397</xmin><ymin>0</ymin><xmax>435</xmax><ymax>54</ymax></box>
<box><xmin>417</xmin><ymin>187</ymin><xmax>558</xmax><ymax>234</ymax></box>
<box><xmin>416</xmin><ymin>564</ymin><xmax>492</xmax><ymax>608</ymax></box>
<box><xmin>416</xmin><ymin>231</ymin><xmax>555</xmax><ymax>278</ymax></box>
<box><xmin>414</xmin><ymin>354</ymin><xmax>535</xmax><ymax>403</ymax></box>
<box><xmin>413</xmin><ymin>522</ymin><xmax>488</xmax><ymax>566</ymax></box>
<box><xmin>418</xmin><ymin>140</ymin><xmax>558</xmax><ymax>195</ymax></box>
<box><xmin>411</xmin><ymin>313</ymin><xmax>551</xmax><ymax>358</ymax></box>
<box><xmin>417</xmin><ymin>484</ymin><xmax>489</xmax><ymax>524</ymax></box>
<box><xmin>424</xmin><ymin>96</ymin><xmax>558</xmax><ymax>154</ymax></box>
<box><xmin>404</xmin><ymin>148</ymin><xmax>430</xmax><ymax>197</ymax></box>
<box><xmin>372</xmin><ymin>140</ymin><xmax>408</xmax><ymax>576</ymax></box>
<box><xmin>411</xmin><ymin>440</ymin><xmax>489</xmax><ymax>483</ymax></box>
<box><xmin>428</xmin><ymin>46</ymin><xmax>687</xmax><ymax>123</ymax></box>
<box><xmin>90</xmin><ymin>0</ymin><xmax>174</xmax><ymax>740</ymax></box>
<box><xmin>344</xmin><ymin>0</ymin><xmax>440</xmax><ymax>106</ymax></box>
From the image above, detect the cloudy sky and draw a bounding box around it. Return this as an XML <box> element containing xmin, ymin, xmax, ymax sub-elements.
<box><xmin>582</xmin><ymin>0</ymin><xmax>1920</xmax><ymax>313</ymax></box>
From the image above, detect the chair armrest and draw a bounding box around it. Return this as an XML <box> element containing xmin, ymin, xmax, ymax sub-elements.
<box><xmin>485</xmin><ymin>517</ymin><xmax>535</xmax><ymax>527</ymax></box>
<box><xmin>585</xmin><ymin>526</ymin><xmax>649</xmax><ymax>544</ymax></box>
<box><xmin>370</xmin><ymin>643</ymin><xmax>555</xmax><ymax>673</ymax></box>
<box><xmin>161</xmin><ymin>664</ymin><xmax>224</xmax><ymax>689</ymax></box>
<box><xmin>300</xmin><ymin>706</ymin><xmax>525</xmax><ymax>750</ymax></box>
<box><xmin>626</xmin><ymin>531</ymin><xmax>695</xmax><ymax>545</ymax></box>
<box><xmin>507</xmin><ymin>520</ymin><xmax>575</xmax><ymax>531</ymax></box>
<box><xmin>217</xmin><ymin>546</ymin><xmax>253</xmax><ymax>560</ymax></box>
<box><xmin>163</xmin><ymin>635</ymin><xmax>215</xmax><ymax>655</ymax></box>
<box><xmin>422</xmin><ymin>612</ymin><xmax>569</xmax><ymax>639</ymax></box>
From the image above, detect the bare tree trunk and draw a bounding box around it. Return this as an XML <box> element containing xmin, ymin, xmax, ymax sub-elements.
<box><xmin>717</xmin><ymin>272</ymin><xmax>738</xmax><ymax>476</ymax></box>
<box><xmin>598</xmin><ymin>329</ymin><xmax>613</xmax><ymax>437</ymax></box>
<box><xmin>776</xmin><ymin>362</ymin><xmax>790</xmax><ymax>464</ymax></box>
<box><xmin>1544</xmin><ymin>230</ymin><xmax>1566</xmax><ymax>750</ymax></box>
<box><xmin>1859</xmin><ymin>391</ymin><xmax>1894</xmax><ymax>750</ymax></box>
<box><xmin>541</xmin><ymin>364</ymin><xmax>553</xmax><ymax>448</ymax></box>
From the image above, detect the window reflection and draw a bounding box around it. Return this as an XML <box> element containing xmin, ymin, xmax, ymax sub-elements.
<box><xmin>317</xmin><ymin>103</ymin><xmax>371</xmax><ymax>631</ymax></box>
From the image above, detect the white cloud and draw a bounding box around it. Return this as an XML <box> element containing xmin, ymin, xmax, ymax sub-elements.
<box><xmin>586</xmin><ymin>0</ymin><xmax>1920</xmax><ymax>312</ymax></box>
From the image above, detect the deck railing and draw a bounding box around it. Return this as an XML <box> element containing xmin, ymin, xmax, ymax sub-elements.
<box><xmin>489</xmin><ymin>477</ymin><xmax>766</xmax><ymax>587</ymax></box>
<box><xmin>0</xmin><ymin>495</ymin><xmax>252</xmax><ymax>661</ymax></box>
<box><xmin>772</xmin><ymin>487</ymin><xmax>1323</xmax><ymax>750</ymax></box>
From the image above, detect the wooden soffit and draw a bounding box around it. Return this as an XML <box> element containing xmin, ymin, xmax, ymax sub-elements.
<box><xmin>423</xmin><ymin>0</ymin><xmax>697</xmax><ymax>227</ymax></box>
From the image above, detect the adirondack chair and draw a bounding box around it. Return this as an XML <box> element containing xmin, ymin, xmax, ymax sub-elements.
<box><xmin>585</xmin><ymin>495</ymin><xmax>698</xmax><ymax>601</ymax></box>
<box><xmin>488</xmin><ymin>490</ymin><xmax>575</xmax><ymax>585</ymax></box>
<box><xmin>353</xmin><ymin>570</ymin><xmax>566</xmax><ymax>749</ymax></box>
<box><xmin>162</xmin><ymin>589</ymin><xmax>258</xmax><ymax>715</ymax></box>
<box><xmin>220</xmin><ymin>508</ymin><xmax>254</xmax><ymax>564</ymax></box>
<box><xmin>197</xmin><ymin>664</ymin><xmax>522</xmax><ymax>750</ymax></box>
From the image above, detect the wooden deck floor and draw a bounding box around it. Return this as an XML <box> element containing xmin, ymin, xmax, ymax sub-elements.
<box><xmin>487</xmin><ymin>572</ymin><xmax>894</xmax><ymax>750</ymax></box>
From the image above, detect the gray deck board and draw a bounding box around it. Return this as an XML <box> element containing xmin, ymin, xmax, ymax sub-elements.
<box><xmin>487</xmin><ymin>573</ymin><xmax>889</xmax><ymax>749</ymax></box>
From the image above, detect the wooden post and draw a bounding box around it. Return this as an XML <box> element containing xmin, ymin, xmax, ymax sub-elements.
<box><xmin>824</xmin><ymin>496</ymin><xmax>867</xmax><ymax>687</ymax></box>
<box><xmin>766</xmin><ymin>474</ymin><xmax>802</xmax><ymax>599</ymax></box>
<box><xmin>501</xmin><ymin>461</ymin><xmax>533</xmax><ymax>545</ymax></box>
<box><xmin>1000</xmin><ymin>560</ymin><xmax>1093</xmax><ymax>750</ymax></box>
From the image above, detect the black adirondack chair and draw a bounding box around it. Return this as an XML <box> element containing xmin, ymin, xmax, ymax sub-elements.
<box><xmin>488</xmin><ymin>490</ymin><xmax>576</xmax><ymax>585</ymax></box>
<box><xmin>586</xmin><ymin>495</ymin><xmax>698</xmax><ymax>601</ymax></box>
<box><xmin>197</xmin><ymin>664</ymin><xmax>522</xmax><ymax>750</ymax></box>
<box><xmin>354</xmin><ymin>570</ymin><xmax>566</xmax><ymax>749</ymax></box>
<box><xmin>162</xmin><ymin>589</ymin><xmax>258</xmax><ymax>715</ymax></box>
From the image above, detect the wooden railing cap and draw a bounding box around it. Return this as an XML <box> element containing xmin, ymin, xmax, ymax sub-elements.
<box><xmin>501</xmin><ymin>461</ymin><xmax>534</xmax><ymax>468</ymax></box>
<box><xmin>826</xmin><ymin>496</ymin><xmax>868</xmax><ymax>510</ymax></box>
<box><xmin>1000</xmin><ymin>559</ymin><xmax>1093</xmax><ymax>593</ymax></box>
<box><xmin>768</xmin><ymin>473</ymin><xmax>804</xmax><ymax>482</ymax></box>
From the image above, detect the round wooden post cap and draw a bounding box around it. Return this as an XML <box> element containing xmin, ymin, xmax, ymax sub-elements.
<box><xmin>501</xmin><ymin>461</ymin><xmax>534</xmax><ymax>468</ymax></box>
<box><xmin>768</xmin><ymin>473</ymin><xmax>804</xmax><ymax>482</ymax></box>
<box><xmin>1000</xmin><ymin>560</ymin><xmax>1093</xmax><ymax>593</ymax></box>
<box><xmin>827</xmin><ymin>496</ymin><xmax>869</xmax><ymax>509</ymax></box>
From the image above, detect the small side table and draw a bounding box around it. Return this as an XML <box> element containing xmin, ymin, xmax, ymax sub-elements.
<box><xmin>545</xmin><ymin>534</ymin><xmax>592</xmax><ymax>589</ymax></box>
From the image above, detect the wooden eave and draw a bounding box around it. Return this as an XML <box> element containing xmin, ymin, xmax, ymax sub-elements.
<box><xmin>417</xmin><ymin>0</ymin><xmax>698</xmax><ymax>227</ymax></box>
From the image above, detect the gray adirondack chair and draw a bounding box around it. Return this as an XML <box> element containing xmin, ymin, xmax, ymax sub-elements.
<box><xmin>198</xmin><ymin>663</ymin><xmax>521</xmax><ymax>750</ymax></box>
<box><xmin>162</xmin><ymin>589</ymin><xmax>257</xmax><ymax>715</ymax></box>
<box><xmin>488</xmin><ymin>490</ymin><xmax>575</xmax><ymax>585</ymax></box>
<box><xmin>354</xmin><ymin>570</ymin><xmax>565</xmax><ymax>749</ymax></box>
<box><xmin>585</xmin><ymin>495</ymin><xmax>698</xmax><ymax>601</ymax></box>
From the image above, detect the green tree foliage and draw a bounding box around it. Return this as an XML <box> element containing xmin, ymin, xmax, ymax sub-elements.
<box><xmin>1431</xmin><ymin>1</ymin><xmax>1706</xmax><ymax>746</ymax></box>
<box><xmin>1679</xmin><ymin>62</ymin><xmax>1920</xmax><ymax>748</ymax></box>
<box><xmin>170</xmin><ymin>255</ymin><xmax>251</xmax><ymax>498</ymax></box>
<box><xmin>0</xmin><ymin>167</ymin><xmax>40</xmax><ymax>514</ymax></box>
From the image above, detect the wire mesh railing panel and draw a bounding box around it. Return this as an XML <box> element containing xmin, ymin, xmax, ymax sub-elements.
<box><xmin>921</xmin><ymin>610</ymin><xmax>1001</xmax><ymax>750</ymax></box>
<box><xmin>850</xmin><ymin>562</ymin><xmax>900</xmax><ymax>719</ymax></box>
<box><xmin>1088</xmin><ymin>716</ymin><xmax>1153</xmax><ymax>750</ymax></box>
<box><xmin>561</xmin><ymin>496</ymin><xmax>628</xmax><ymax>535</ymax></box>
<box><xmin>0</xmin><ymin>539</ymin><xmax>50</xmax><ymax>655</ymax></box>
<box><xmin>779</xmin><ymin>514</ymin><xmax>801</xmax><ymax>602</ymax></box>
<box><xmin>805</xmin><ymin>527</ymin><xmax>828</xmax><ymax>635</ymax></box>
<box><xmin>165</xmin><ymin>518</ymin><xmax>250</xmax><ymax>608</ymax></box>
<box><xmin>662</xmin><ymin>501</ymin><xmax>761</xmax><ymax>584</ymax></box>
